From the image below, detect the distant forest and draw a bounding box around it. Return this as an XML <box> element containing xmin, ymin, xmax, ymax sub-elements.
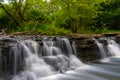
<box><xmin>0</xmin><ymin>0</ymin><xmax>120</xmax><ymax>35</ymax></box>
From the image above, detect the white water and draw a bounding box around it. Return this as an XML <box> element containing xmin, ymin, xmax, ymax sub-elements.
<box><xmin>11</xmin><ymin>47</ymin><xmax>18</xmax><ymax>75</ymax></box>
<box><xmin>94</xmin><ymin>38</ymin><xmax>120</xmax><ymax>58</ymax></box>
<box><xmin>0</xmin><ymin>37</ymin><xmax>120</xmax><ymax>80</ymax></box>
<box><xmin>93</xmin><ymin>38</ymin><xmax>107</xmax><ymax>58</ymax></box>
<box><xmin>72</xmin><ymin>41</ymin><xmax>77</xmax><ymax>56</ymax></box>
<box><xmin>12</xmin><ymin>40</ymin><xmax>56</xmax><ymax>80</ymax></box>
<box><xmin>41</xmin><ymin>60</ymin><xmax>120</xmax><ymax>80</ymax></box>
<box><xmin>107</xmin><ymin>40</ymin><xmax>120</xmax><ymax>56</ymax></box>
<box><xmin>11</xmin><ymin>37</ymin><xmax>83</xmax><ymax>80</ymax></box>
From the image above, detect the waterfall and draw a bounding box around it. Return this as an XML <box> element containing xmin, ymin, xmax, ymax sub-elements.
<box><xmin>93</xmin><ymin>38</ymin><xmax>107</xmax><ymax>58</ymax></box>
<box><xmin>61</xmin><ymin>38</ymin><xmax>73</xmax><ymax>55</ymax></box>
<box><xmin>1</xmin><ymin>36</ymin><xmax>120</xmax><ymax>80</ymax></box>
<box><xmin>11</xmin><ymin>40</ymin><xmax>56</xmax><ymax>80</ymax></box>
<box><xmin>94</xmin><ymin>38</ymin><xmax>120</xmax><ymax>58</ymax></box>
<box><xmin>10</xmin><ymin>47</ymin><xmax>18</xmax><ymax>75</ymax></box>
<box><xmin>41</xmin><ymin>37</ymin><xmax>83</xmax><ymax>72</ymax></box>
<box><xmin>107</xmin><ymin>39</ymin><xmax>120</xmax><ymax>56</ymax></box>
<box><xmin>72</xmin><ymin>41</ymin><xmax>77</xmax><ymax>56</ymax></box>
<box><xmin>6</xmin><ymin>37</ymin><xmax>83</xmax><ymax>80</ymax></box>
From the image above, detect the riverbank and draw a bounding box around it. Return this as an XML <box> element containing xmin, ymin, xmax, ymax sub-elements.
<box><xmin>4</xmin><ymin>31</ymin><xmax>120</xmax><ymax>38</ymax></box>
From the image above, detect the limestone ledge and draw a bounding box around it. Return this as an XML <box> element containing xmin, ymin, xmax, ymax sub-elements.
<box><xmin>0</xmin><ymin>33</ymin><xmax>119</xmax><ymax>63</ymax></box>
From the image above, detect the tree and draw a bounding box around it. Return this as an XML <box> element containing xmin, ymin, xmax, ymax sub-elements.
<box><xmin>0</xmin><ymin>1</ymin><xmax>20</xmax><ymax>29</ymax></box>
<box><xmin>0</xmin><ymin>0</ymin><xmax>106</xmax><ymax>34</ymax></box>
<box><xmin>95</xmin><ymin>0</ymin><xmax>120</xmax><ymax>30</ymax></box>
<box><xmin>50</xmin><ymin>0</ymin><xmax>99</xmax><ymax>32</ymax></box>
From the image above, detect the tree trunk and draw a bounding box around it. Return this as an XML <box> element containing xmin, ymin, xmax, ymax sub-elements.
<box><xmin>32</xmin><ymin>20</ymin><xmax>39</xmax><ymax>31</ymax></box>
<box><xmin>0</xmin><ymin>3</ymin><xmax>20</xmax><ymax>27</ymax></box>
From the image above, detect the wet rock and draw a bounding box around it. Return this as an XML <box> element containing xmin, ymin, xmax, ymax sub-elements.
<box><xmin>0</xmin><ymin>34</ymin><xmax>120</xmax><ymax>70</ymax></box>
<box><xmin>71</xmin><ymin>37</ymin><xmax>100</xmax><ymax>62</ymax></box>
<box><xmin>103</xmin><ymin>33</ymin><xmax>118</xmax><ymax>37</ymax></box>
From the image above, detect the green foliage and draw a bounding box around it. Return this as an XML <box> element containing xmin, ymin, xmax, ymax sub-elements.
<box><xmin>0</xmin><ymin>0</ymin><xmax>120</xmax><ymax>35</ymax></box>
<box><xmin>95</xmin><ymin>0</ymin><xmax>120</xmax><ymax>30</ymax></box>
<box><xmin>0</xmin><ymin>5</ymin><xmax>16</xmax><ymax>30</ymax></box>
<box><xmin>36</xmin><ymin>24</ymin><xmax>71</xmax><ymax>35</ymax></box>
<box><xmin>14</xmin><ymin>22</ymin><xmax>71</xmax><ymax>35</ymax></box>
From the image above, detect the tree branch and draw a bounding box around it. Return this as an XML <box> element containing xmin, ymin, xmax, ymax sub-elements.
<box><xmin>0</xmin><ymin>2</ymin><xmax>20</xmax><ymax>27</ymax></box>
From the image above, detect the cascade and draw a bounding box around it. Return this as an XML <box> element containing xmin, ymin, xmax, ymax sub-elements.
<box><xmin>41</xmin><ymin>37</ymin><xmax>83</xmax><ymax>72</ymax></box>
<box><xmin>93</xmin><ymin>38</ymin><xmax>107</xmax><ymax>58</ymax></box>
<box><xmin>0</xmin><ymin>36</ymin><xmax>120</xmax><ymax>80</ymax></box>
<box><xmin>0</xmin><ymin>36</ymin><xmax>83</xmax><ymax>80</ymax></box>
<box><xmin>94</xmin><ymin>38</ymin><xmax>120</xmax><ymax>58</ymax></box>
<box><xmin>72</xmin><ymin>41</ymin><xmax>77</xmax><ymax>56</ymax></box>
<box><xmin>11</xmin><ymin>37</ymin><xmax>120</xmax><ymax>80</ymax></box>
<box><xmin>107</xmin><ymin>39</ymin><xmax>120</xmax><ymax>56</ymax></box>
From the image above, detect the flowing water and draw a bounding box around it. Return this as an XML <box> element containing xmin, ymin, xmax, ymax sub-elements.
<box><xmin>0</xmin><ymin>36</ymin><xmax>120</xmax><ymax>80</ymax></box>
<box><xmin>93</xmin><ymin>38</ymin><xmax>107</xmax><ymax>58</ymax></box>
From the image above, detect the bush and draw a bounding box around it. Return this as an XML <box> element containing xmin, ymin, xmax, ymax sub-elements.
<box><xmin>36</xmin><ymin>24</ymin><xmax>71</xmax><ymax>35</ymax></box>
